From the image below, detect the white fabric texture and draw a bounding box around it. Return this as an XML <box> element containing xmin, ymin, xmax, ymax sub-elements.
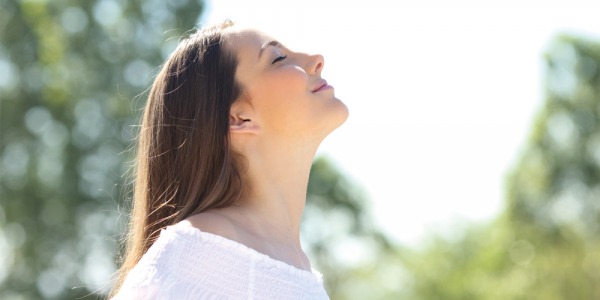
<box><xmin>114</xmin><ymin>224</ymin><xmax>330</xmax><ymax>300</ymax></box>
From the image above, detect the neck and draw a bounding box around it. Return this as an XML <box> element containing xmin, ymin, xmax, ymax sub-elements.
<box><xmin>235</xmin><ymin>136</ymin><xmax>320</xmax><ymax>247</ymax></box>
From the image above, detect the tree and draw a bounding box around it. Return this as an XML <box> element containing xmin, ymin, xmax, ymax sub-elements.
<box><xmin>305</xmin><ymin>156</ymin><xmax>397</xmax><ymax>299</ymax></box>
<box><xmin>1</xmin><ymin>0</ymin><xmax>205</xmax><ymax>298</ymax></box>
<box><xmin>396</xmin><ymin>34</ymin><xmax>600</xmax><ymax>299</ymax></box>
<box><xmin>500</xmin><ymin>33</ymin><xmax>600</xmax><ymax>299</ymax></box>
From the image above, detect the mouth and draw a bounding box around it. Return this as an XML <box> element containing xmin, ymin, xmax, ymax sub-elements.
<box><xmin>311</xmin><ymin>79</ymin><xmax>330</xmax><ymax>93</ymax></box>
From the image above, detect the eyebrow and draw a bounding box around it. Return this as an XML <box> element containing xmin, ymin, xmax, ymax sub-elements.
<box><xmin>258</xmin><ymin>40</ymin><xmax>282</xmax><ymax>59</ymax></box>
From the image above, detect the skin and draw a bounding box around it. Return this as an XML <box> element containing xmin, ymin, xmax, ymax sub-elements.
<box><xmin>184</xmin><ymin>27</ymin><xmax>349</xmax><ymax>272</ymax></box>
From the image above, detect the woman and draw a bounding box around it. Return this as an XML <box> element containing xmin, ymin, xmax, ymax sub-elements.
<box><xmin>111</xmin><ymin>20</ymin><xmax>348</xmax><ymax>299</ymax></box>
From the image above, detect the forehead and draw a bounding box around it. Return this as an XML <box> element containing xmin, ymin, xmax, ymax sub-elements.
<box><xmin>223</xmin><ymin>28</ymin><xmax>275</xmax><ymax>61</ymax></box>
<box><xmin>223</xmin><ymin>27</ymin><xmax>278</xmax><ymax>84</ymax></box>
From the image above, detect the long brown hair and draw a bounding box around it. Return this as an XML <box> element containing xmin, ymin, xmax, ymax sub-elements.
<box><xmin>111</xmin><ymin>21</ymin><xmax>242</xmax><ymax>295</ymax></box>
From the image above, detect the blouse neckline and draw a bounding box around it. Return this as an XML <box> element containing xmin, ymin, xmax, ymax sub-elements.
<box><xmin>166</xmin><ymin>223</ymin><xmax>323</xmax><ymax>282</ymax></box>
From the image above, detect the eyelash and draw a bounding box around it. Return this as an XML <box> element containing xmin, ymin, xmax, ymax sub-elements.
<box><xmin>272</xmin><ymin>55</ymin><xmax>287</xmax><ymax>64</ymax></box>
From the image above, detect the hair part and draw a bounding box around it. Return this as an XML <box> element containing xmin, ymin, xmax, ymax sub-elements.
<box><xmin>110</xmin><ymin>21</ymin><xmax>242</xmax><ymax>296</ymax></box>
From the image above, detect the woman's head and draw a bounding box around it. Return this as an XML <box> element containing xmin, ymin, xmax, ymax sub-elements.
<box><xmin>113</xmin><ymin>21</ymin><xmax>347</xmax><ymax>294</ymax></box>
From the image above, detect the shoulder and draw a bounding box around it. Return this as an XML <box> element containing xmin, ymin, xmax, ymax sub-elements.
<box><xmin>117</xmin><ymin>215</ymin><xmax>252</xmax><ymax>299</ymax></box>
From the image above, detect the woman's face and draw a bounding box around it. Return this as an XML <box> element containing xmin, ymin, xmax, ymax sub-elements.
<box><xmin>224</xmin><ymin>27</ymin><xmax>348</xmax><ymax>141</ymax></box>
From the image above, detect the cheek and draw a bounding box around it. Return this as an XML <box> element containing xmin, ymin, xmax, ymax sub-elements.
<box><xmin>247</xmin><ymin>67</ymin><xmax>312</xmax><ymax>131</ymax></box>
<box><xmin>251</xmin><ymin>66</ymin><xmax>309</xmax><ymax>110</ymax></box>
<box><xmin>267</xmin><ymin>66</ymin><xmax>308</xmax><ymax>96</ymax></box>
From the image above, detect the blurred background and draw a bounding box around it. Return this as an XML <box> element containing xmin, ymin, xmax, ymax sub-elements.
<box><xmin>1</xmin><ymin>0</ymin><xmax>600</xmax><ymax>299</ymax></box>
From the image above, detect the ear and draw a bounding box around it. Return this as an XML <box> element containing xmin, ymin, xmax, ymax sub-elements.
<box><xmin>229</xmin><ymin>100</ymin><xmax>259</xmax><ymax>134</ymax></box>
<box><xmin>229</xmin><ymin>114</ymin><xmax>258</xmax><ymax>134</ymax></box>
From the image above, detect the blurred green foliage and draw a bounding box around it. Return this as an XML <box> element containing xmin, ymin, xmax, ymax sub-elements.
<box><xmin>305</xmin><ymin>157</ymin><xmax>398</xmax><ymax>299</ymax></box>
<box><xmin>0</xmin><ymin>0</ymin><xmax>205</xmax><ymax>298</ymax></box>
<box><xmin>396</xmin><ymin>35</ymin><xmax>600</xmax><ymax>299</ymax></box>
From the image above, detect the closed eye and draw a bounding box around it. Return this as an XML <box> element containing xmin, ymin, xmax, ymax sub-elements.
<box><xmin>272</xmin><ymin>55</ymin><xmax>287</xmax><ymax>64</ymax></box>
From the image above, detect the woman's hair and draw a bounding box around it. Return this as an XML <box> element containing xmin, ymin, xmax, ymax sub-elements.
<box><xmin>111</xmin><ymin>21</ymin><xmax>242</xmax><ymax>295</ymax></box>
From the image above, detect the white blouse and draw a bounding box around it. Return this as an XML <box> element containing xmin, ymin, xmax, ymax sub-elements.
<box><xmin>114</xmin><ymin>224</ymin><xmax>330</xmax><ymax>299</ymax></box>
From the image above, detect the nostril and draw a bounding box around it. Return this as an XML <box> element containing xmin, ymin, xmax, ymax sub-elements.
<box><xmin>316</xmin><ymin>61</ymin><xmax>323</xmax><ymax>71</ymax></box>
<box><xmin>306</xmin><ymin>54</ymin><xmax>324</xmax><ymax>74</ymax></box>
<box><xmin>314</xmin><ymin>57</ymin><xmax>324</xmax><ymax>73</ymax></box>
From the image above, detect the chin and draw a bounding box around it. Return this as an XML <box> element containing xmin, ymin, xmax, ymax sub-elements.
<box><xmin>323</xmin><ymin>98</ymin><xmax>349</xmax><ymax>134</ymax></box>
<box><xmin>333</xmin><ymin>97</ymin><xmax>349</xmax><ymax>126</ymax></box>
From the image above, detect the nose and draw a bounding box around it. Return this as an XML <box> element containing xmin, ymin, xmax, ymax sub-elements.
<box><xmin>306</xmin><ymin>54</ymin><xmax>324</xmax><ymax>75</ymax></box>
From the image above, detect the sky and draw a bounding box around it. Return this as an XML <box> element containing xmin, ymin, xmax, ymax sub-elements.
<box><xmin>202</xmin><ymin>0</ymin><xmax>600</xmax><ymax>245</ymax></box>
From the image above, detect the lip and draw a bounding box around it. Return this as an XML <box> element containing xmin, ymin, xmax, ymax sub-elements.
<box><xmin>311</xmin><ymin>79</ymin><xmax>332</xmax><ymax>93</ymax></box>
